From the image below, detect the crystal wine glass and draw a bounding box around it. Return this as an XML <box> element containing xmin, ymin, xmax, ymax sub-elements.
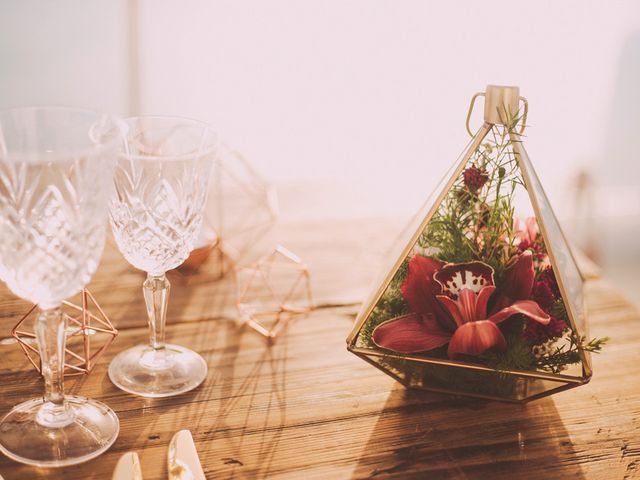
<box><xmin>108</xmin><ymin>116</ymin><xmax>216</xmax><ymax>397</ymax></box>
<box><xmin>0</xmin><ymin>107</ymin><xmax>120</xmax><ymax>467</ymax></box>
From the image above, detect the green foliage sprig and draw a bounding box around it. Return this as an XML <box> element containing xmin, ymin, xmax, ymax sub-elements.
<box><xmin>418</xmin><ymin>124</ymin><xmax>522</xmax><ymax>282</ymax></box>
<box><xmin>536</xmin><ymin>335</ymin><xmax>609</xmax><ymax>374</ymax></box>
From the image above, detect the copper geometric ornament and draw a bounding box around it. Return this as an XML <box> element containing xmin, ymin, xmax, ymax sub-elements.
<box><xmin>237</xmin><ymin>245</ymin><xmax>313</xmax><ymax>339</ymax></box>
<box><xmin>11</xmin><ymin>289</ymin><xmax>118</xmax><ymax>377</ymax></box>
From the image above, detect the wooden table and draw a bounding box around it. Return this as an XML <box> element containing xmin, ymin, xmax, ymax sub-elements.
<box><xmin>0</xmin><ymin>218</ymin><xmax>638</xmax><ymax>480</ymax></box>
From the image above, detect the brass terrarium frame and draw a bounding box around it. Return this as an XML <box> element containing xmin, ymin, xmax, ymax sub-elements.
<box><xmin>346</xmin><ymin>85</ymin><xmax>591</xmax><ymax>403</ymax></box>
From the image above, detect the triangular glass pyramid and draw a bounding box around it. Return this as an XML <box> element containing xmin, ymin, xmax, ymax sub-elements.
<box><xmin>347</xmin><ymin>85</ymin><xmax>603</xmax><ymax>403</ymax></box>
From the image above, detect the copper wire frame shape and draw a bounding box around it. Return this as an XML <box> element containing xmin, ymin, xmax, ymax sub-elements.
<box><xmin>11</xmin><ymin>289</ymin><xmax>118</xmax><ymax>376</ymax></box>
<box><xmin>346</xmin><ymin>104</ymin><xmax>592</xmax><ymax>403</ymax></box>
<box><xmin>237</xmin><ymin>245</ymin><xmax>313</xmax><ymax>339</ymax></box>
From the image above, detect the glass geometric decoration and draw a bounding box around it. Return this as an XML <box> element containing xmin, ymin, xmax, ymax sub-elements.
<box><xmin>12</xmin><ymin>289</ymin><xmax>118</xmax><ymax>376</ymax></box>
<box><xmin>237</xmin><ymin>245</ymin><xmax>313</xmax><ymax>339</ymax></box>
<box><xmin>172</xmin><ymin>237</ymin><xmax>235</xmax><ymax>283</ymax></box>
<box><xmin>347</xmin><ymin>85</ymin><xmax>605</xmax><ymax>403</ymax></box>
<box><xmin>182</xmin><ymin>143</ymin><xmax>278</xmax><ymax>275</ymax></box>
<box><xmin>180</xmin><ymin>239</ymin><xmax>220</xmax><ymax>271</ymax></box>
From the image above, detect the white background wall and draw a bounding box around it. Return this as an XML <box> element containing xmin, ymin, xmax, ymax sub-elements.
<box><xmin>2</xmin><ymin>0</ymin><xmax>640</xmax><ymax>293</ymax></box>
<box><xmin>134</xmin><ymin>0</ymin><xmax>640</xmax><ymax>219</ymax></box>
<box><xmin>0</xmin><ymin>0</ymin><xmax>129</xmax><ymax>115</ymax></box>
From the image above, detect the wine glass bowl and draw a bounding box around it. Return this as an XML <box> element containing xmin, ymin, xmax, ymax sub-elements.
<box><xmin>0</xmin><ymin>107</ymin><xmax>120</xmax><ymax>467</ymax></box>
<box><xmin>108</xmin><ymin>116</ymin><xmax>216</xmax><ymax>398</ymax></box>
<box><xmin>0</xmin><ymin>108</ymin><xmax>116</xmax><ymax>308</ymax></box>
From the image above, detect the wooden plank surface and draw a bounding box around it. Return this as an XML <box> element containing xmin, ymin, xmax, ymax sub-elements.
<box><xmin>0</xmin><ymin>217</ymin><xmax>638</xmax><ymax>479</ymax></box>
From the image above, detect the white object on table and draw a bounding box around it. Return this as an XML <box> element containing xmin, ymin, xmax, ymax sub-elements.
<box><xmin>112</xmin><ymin>451</ymin><xmax>143</xmax><ymax>480</ymax></box>
<box><xmin>168</xmin><ymin>430</ymin><xmax>206</xmax><ymax>480</ymax></box>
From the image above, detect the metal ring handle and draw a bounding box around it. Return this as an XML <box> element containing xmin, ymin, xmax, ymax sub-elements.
<box><xmin>466</xmin><ymin>92</ymin><xmax>484</xmax><ymax>137</ymax></box>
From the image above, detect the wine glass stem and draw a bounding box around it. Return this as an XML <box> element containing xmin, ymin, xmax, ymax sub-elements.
<box><xmin>143</xmin><ymin>273</ymin><xmax>170</xmax><ymax>365</ymax></box>
<box><xmin>35</xmin><ymin>306</ymin><xmax>73</xmax><ymax>427</ymax></box>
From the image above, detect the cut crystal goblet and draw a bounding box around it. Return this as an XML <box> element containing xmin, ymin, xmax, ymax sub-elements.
<box><xmin>0</xmin><ymin>106</ymin><xmax>120</xmax><ymax>467</ymax></box>
<box><xmin>108</xmin><ymin>116</ymin><xmax>216</xmax><ymax>397</ymax></box>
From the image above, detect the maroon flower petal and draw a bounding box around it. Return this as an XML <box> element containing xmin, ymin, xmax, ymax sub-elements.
<box><xmin>488</xmin><ymin>300</ymin><xmax>551</xmax><ymax>325</ymax></box>
<box><xmin>538</xmin><ymin>266</ymin><xmax>560</xmax><ymax>298</ymax></box>
<box><xmin>523</xmin><ymin>315</ymin><xmax>567</xmax><ymax>345</ymax></box>
<box><xmin>372</xmin><ymin>313</ymin><xmax>452</xmax><ymax>354</ymax></box>
<box><xmin>400</xmin><ymin>255</ymin><xmax>451</xmax><ymax>328</ymax></box>
<box><xmin>434</xmin><ymin>261</ymin><xmax>495</xmax><ymax>298</ymax></box>
<box><xmin>501</xmin><ymin>252</ymin><xmax>534</xmax><ymax>302</ymax></box>
<box><xmin>475</xmin><ymin>285</ymin><xmax>496</xmax><ymax>320</ymax></box>
<box><xmin>463</xmin><ymin>165</ymin><xmax>489</xmax><ymax>191</ymax></box>
<box><xmin>447</xmin><ymin>320</ymin><xmax>507</xmax><ymax>358</ymax></box>
<box><xmin>436</xmin><ymin>295</ymin><xmax>463</xmax><ymax>327</ymax></box>
<box><xmin>532</xmin><ymin>280</ymin><xmax>555</xmax><ymax>310</ymax></box>
<box><xmin>457</xmin><ymin>288</ymin><xmax>478</xmax><ymax>324</ymax></box>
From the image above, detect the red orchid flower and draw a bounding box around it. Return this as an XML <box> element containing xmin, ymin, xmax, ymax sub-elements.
<box><xmin>372</xmin><ymin>253</ymin><xmax>550</xmax><ymax>359</ymax></box>
<box><xmin>492</xmin><ymin>251</ymin><xmax>535</xmax><ymax>310</ymax></box>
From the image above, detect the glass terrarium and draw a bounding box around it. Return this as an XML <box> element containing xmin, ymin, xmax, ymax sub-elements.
<box><xmin>346</xmin><ymin>85</ymin><xmax>606</xmax><ymax>403</ymax></box>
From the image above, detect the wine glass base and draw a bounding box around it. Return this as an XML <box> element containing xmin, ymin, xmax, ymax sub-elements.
<box><xmin>0</xmin><ymin>396</ymin><xmax>119</xmax><ymax>468</ymax></box>
<box><xmin>108</xmin><ymin>344</ymin><xmax>208</xmax><ymax>398</ymax></box>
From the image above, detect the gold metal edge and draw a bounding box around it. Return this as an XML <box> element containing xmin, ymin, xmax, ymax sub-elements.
<box><xmin>353</xmin><ymin>350</ymin><xmax>411</xmax><ymax>388</ymax></box>
<box><xmin>523</xmin><ymin>381</ymin><xmax>581</xmax><ymax>403</ymax></box>
<box><xmin>354</xmin><ymin>349</ymin><xmax>527</xmax><ymax>403</ymax></box>
<box><xmin>348</xmin><ymin>346</ymin><xmax>585</xmax><ymax>384</ymax></box>
<box><xmin>408</xmin><ymin>384</ymin><xmax>526</xmax><ymax>404</ymax></box>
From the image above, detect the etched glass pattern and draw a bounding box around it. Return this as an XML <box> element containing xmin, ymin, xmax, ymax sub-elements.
<box><xmin>107</xmin><ymin>116</ymin><xmax>216</xmax><ymax>398</ymax></box>
<box><xmin>110</xmin><ymin>155</ymin><xmax>211</xmax><ymax>276</ymax></box>
<box><xmin>0</xmin><ymin>158</ymin><xmax>111</xmax><ymax>308</ymax></box>
<box><xmin>0</xmin><ymin>107</ymin><xmax>120</xmax><ymax>467</ymax></box>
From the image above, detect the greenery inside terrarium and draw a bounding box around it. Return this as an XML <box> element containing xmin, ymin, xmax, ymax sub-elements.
<box><xmin>356</xmin><ymin>122</ymin><xmax>606</xmax><ymax>381</ymax></box>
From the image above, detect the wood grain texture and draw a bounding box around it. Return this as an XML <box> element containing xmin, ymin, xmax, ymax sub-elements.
<box><xmin>0</xmin><ymin>217</ymin><xmax>638</xmax><ymax>480</ymax></box>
